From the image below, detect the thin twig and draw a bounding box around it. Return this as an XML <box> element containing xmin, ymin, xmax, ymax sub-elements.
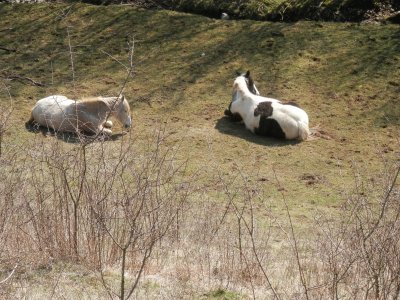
<box><xmin>1</xmin><ymin>74</ymin><xmax>45</xmax><ymax>87</ymax></box>
<box><xmin>49</xmin><ymin>265</ymin><xmax>64</xmax><ymax>300</ymax></box>
<box><xmin>0</xmin><ymin>81</ymin><xmax>13</xmax><ymax>157</ymax></box>
<box><xmin>363</xmin><ymin>164</ymin><xmax>400</xmax><ymax>242</ymax></box>
<box><xmin>67</xmin><ymin>27</ymin><xmax>75</xmax><ymax>92</ymax></box>
<box><xmin>0</xmin><ymin>46</ymin><xmax>16</xmax><ymax>53</ymax></box>
<box><xmin>85</xmin><ymin>34</ymin><xmax>136</xmax><ymax>144</ymax></box>
<box><xmin>273</xmin><ymin>168</ymin><xmax>310</xmax><ymax>300</ymax></box>
<box><xmin>100</xmin><ymin>49</ymin><xmax>131</xmax><ymax>74</ymax></box>
<box><xmin>0</xmin><ymin>264</ymin><xmax>18</xmax><ymax>285</ymax></box>
<box><xmin>223</xmin><ymin>166</ymin><xmax>281</xmax><ymax>299</ymax></box>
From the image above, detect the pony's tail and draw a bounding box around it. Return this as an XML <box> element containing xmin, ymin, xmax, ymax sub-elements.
<box><xmin>297</xmin><ymin>121</ymin><xmax>310</xmax><ymax>141</ymax></box>
<box><xmin>25</xmin><ymin>112</ymin><xmax>35</xmax><ymax>128</ymax></box>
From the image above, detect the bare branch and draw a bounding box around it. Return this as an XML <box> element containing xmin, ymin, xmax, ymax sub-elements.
<box><xmin>273</xmin><ymin>168</ymin><xmax>309</xmax><ymax>300</ymax></box>
<box><xmin>67</xmin><ymin>26</ymin><xmax>76</xmax><ymax>92</ymax></box>
<box><xmin>1</xmin><ymin>73</ymin><xmax>45</xmax><ymax>87</ymax></box>
<box><xmin>0</xmin><ymin>46</ymin><xmax>16</xmax><ymax>53</ymax></box>
<box><xmin>0</xmin><ymin>264</ymin><xmax>17</xmax><ymax>285</ymax></box>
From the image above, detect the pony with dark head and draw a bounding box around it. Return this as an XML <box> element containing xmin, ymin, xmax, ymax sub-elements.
<box><xmin>27</xmin><ymin>95</ymin><xmax>132</xmax><ymax>135</ymax></box>
<box><xmin>225</xmin><ymin>71</ymin><xmax>310</xmax><ymax>141</ymax></box>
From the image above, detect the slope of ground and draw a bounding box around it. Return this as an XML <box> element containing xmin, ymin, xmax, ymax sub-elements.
<box><xmin>1</xmin><ymin>3</ymin><xmax>398</xmax><ymax>203</ymax></box>
<box><xmin>0</xmin><ymin>3</ymin><xmax>399</xmax><ymax>298</ymax></box>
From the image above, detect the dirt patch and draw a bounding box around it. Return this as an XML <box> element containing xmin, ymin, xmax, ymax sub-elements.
<box><xmin>309</xmin><ymin>126</ymin><xmax>334</xmax><ymax>140</ymax></box>
<box><xmin>300</xmin><ymin>173</ymin><xmax>326</xmax><ymax>186</ymax></box>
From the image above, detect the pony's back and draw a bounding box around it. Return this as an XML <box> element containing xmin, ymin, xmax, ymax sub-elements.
<box><xmin>275</xmin><ymin>103</ymin><xmax>310</xmax><ymax>140</ymax></box>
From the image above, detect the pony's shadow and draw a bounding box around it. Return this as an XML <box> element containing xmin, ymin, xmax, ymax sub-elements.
<box><xmin>25</xmin><ymin>123</ymin><xmax>125</xmax><ymax>144</ymax></box>
<box><xmin>215</xmin><ymin>116</ymin><xmax>301</xmax><ymax>147</ymax></box>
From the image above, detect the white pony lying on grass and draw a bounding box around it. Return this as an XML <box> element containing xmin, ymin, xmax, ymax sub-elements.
<box><xmin>27</xmin><ymin>95</ymin><xmax>132</xmax><ymax>135</ymax></box>
<box><xmin>225</xmin><ymin>71</ymin><xmax>310</xmax><ymax>141</ymax></box>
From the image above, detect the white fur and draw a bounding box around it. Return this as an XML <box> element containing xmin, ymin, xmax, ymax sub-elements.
<box><xmin>230</xmin><ymin>76</ymin><xmax>310</xmax><ymax>141</ymax></box>
<box><xmin>29</xmin><ymin>95</ymin><xmax>131</xmax><ymax>135</ymax></box>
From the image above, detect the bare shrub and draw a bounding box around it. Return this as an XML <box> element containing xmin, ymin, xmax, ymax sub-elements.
<box><xmin>2</xmin><ymin>126</ymin><xmax>399</xmax><ymax>299</ymax></box>
<box><xmin>89</xmin><ymin>130</ymin><xmax>191</xmax><ymax>299</ymax></box>
<box><xmin>1</xmin><ymin>129</ymin><xmax>181</xmax><ymax>296</ymax></box>
<box><xmin>315</xmin><ymin>160</ymin><xmax>400</xmax><ymax>299</ymax></box>
<box><xmin>162</xmin><ymin>158</ymin><xmax>400</xmax><ymax>299</ymax></box>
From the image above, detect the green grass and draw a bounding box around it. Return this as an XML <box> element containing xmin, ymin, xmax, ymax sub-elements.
<box><xmin>201</xmin><ymin>288</ymin><xmax>242</xmax><ymax>299</ymax></box>
<box><xmin>1</xmin><ymin>3</ymin><xmax>399</xmax><ymax>222</ymax></box>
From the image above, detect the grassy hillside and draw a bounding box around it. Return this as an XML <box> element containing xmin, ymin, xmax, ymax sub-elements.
<box><xmin>1</xmin><ymin>3</ymin><xmax>398</xmax><ymax>201</ymax></box>
<box><xmin>0</xmin><ymin>3</ymin><xmax>399</xmax><ymax>298</ymax></box>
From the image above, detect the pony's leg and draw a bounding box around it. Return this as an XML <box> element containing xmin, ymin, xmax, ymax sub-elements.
<box><xmin>104</xmin><ymin>120</ymin><xmax>113</xmax><ymax>129</ymax></box>
<box><xmin>25</xmin><ymin>112</ymin><xmax>37</xmax><ymax>128</ymax></box>
<box><xmin>99</xmin><ymin>126</ymin><xmax>112</xmax><ymax>135</ymax></box>
<box><xmin>26</xmin><ymin>113</ymin><xmax>35</xmax><ymax>126</ymax></box>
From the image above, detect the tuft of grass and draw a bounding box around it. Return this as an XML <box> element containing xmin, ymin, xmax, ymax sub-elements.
<box><xmin>202</xmin><ymin>288</ymin><xmax>242</xmax><ymax>299</ymax></box>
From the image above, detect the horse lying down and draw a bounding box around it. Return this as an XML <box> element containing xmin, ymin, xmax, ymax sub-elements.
<box><xmin>27</xmin><ymin>95</ymin><xmax>132</xmax><ymax>135</ymax></box>
<box><xmin>225</xmin><ymin>71</ymin><xmax>310</xmax><ymax>141</ymax></box>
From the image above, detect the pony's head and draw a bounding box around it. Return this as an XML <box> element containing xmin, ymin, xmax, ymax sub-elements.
<box><xmin>236</xmin><ymin>70</ymin><xmax>260</xmax><ymax>96</ymax></box>
<box><xmin>113</xmin><ymin>95</ymin><xmax>132</xmax><ymax>130</ymax></box>
<box><xmin>224</xmin><ymin>71</ymin><xmax>259</xmax><ymax>121</ymax></box>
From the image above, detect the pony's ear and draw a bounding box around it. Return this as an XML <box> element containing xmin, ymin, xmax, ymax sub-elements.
<box><xmin>235</xmin><ymin>70</ymin><xmax>241</xmax><ymax>76</ymax></box>
<box><xmin>245</xmin><ymin>70</ymin><xmax>250</xmax><ymax>78</ymax></box>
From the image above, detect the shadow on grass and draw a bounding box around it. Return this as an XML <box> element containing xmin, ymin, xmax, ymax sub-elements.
<box><xmin>215</xmin><ymin>116</ymin><xmax>300</xmax><ymax>147</ymax></box>
<box><xmin>25</xmin><ymin>122</ymin><xmax>126</xmax><ymax>144</ymax></box>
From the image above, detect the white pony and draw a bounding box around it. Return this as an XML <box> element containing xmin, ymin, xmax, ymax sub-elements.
<box><xmin>27</xmin><ymin>95</ymin><xmax>132</xmax><ymax>135</ymax></box>
<box><xmin>225</xmin><ymin>71</ymin><xmax>310</xmax><ymax>141</ymax></box>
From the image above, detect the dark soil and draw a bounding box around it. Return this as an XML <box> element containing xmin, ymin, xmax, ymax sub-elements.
<box><xmin>83</xmin><ymin>0</ymin><xmax>400</xmax><ymax>23</ymax></box>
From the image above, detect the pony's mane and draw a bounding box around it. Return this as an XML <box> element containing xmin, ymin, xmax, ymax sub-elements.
<box><xmin>233</xmin><ymin>76</ymin><xmax>251</xmax><ymax>95</ymax></box>
<box><xmin>79</xmin><ymin>96</ymin><xmax>121</xmax><ymax>109</ymax></box>
<box><xmin>77</xmin><ymin>96</ymin><xmax>128</xmax><ymax>113</ymax></box>
<box><xmin>75</xmin><ymin>97</ymin><xmax>110</xmax><ymax>114</ymax></box>
<box><xmin>79</xmin><ymin>97</ymin><xmax>104</xmax><ymax>103</ymax></box>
